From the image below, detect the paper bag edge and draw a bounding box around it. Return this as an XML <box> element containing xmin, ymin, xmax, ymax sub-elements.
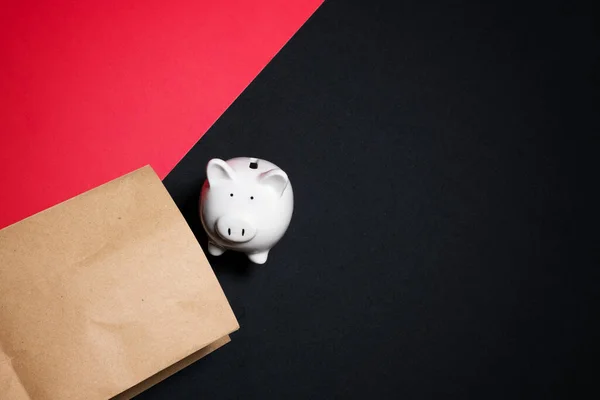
<box><xmin>110</xmin><ymin>335</ymin><xmax>232</xmax><ymax>400</ymax></box>
<box><xmin>0</xmin><ymin>165</ymin><xmax>156</xmax><ymax>233</ymax></box>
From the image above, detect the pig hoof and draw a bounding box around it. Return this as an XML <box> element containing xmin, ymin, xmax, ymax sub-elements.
<box><xmin>248</xmin><ymin>251</ymin><xmax>269</xmax><ymax>264</ymax></box>
<box><xmin>208</xmin><ymin>242</ymin><xmax>225</xmax><ymax>256</ymax></box>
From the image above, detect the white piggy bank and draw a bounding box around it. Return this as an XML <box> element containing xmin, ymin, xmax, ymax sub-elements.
<box><xmin>199</xmin><ymin>157</ymin><xmax>294</xmax><ymax>264</ymax></box>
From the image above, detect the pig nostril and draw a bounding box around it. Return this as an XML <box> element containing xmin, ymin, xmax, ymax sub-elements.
<box><xmin>218</xmin><ymin>219</ymin><xmax>253</xmax><ymax>242</ymax></box>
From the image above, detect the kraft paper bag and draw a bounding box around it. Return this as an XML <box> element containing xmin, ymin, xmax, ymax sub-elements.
<box><xmin>0</xmin><ymin>166</ymin><xmax>239</xmax><ymax>399</ymax></box>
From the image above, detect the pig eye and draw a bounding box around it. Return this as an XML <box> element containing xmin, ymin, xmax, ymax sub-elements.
<box><xmin>250</xmin><ymin>196</ymin><xmax>254</xmax><ymax>200</ymax></box>
<box><xmin>230</xmin><ymin>193</ymin><xmax>234</xmax><ymax>197</ymax></box>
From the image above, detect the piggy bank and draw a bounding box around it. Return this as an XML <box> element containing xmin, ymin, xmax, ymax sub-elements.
<box><xmin>199</xmin><ymin>157</ymin><xmax>294</xmax><ymax>264</ymax></box>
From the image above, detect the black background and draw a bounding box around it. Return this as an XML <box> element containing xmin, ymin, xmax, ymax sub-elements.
<box><xmin>139</xmin><ymin>0</ymin><xmax>597</xmax><ymax>398</ymax></box>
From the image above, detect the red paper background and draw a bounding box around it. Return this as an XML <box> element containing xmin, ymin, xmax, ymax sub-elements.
<box><xmin>0</xmin><ymin>0</ymin><xmax>322</xmax><ymax>229</ymax></box>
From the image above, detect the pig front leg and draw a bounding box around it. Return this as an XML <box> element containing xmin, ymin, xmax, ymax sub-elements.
<box><xmin>208</xmin><ymin>241</ymin><xmax>225</xmax><ymax>256</ymax></box>
<box><xmin>247</xmin><ymin>250</ymin><xmax>269</xmax><ymax>264</ymax></box>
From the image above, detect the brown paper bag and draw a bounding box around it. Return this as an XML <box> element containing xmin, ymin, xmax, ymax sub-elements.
<box><xmin>0</xmin><ymin>166</ymin><xmax>239</xmax><ymax>399</ymax></box>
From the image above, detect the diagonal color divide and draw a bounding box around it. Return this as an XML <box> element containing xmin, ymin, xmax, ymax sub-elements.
<box><xmin>0</xmin><ymin>0</ymin><xmax>323</xmax><ymax>229</ymax></box>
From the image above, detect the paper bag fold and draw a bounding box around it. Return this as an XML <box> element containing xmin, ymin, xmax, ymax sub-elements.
<box><xmin>0</xmin><ymin>166</ymin><xmax>239</xmax><ymax>399</ymax></box>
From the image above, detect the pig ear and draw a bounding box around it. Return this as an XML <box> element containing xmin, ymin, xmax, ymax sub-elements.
<box><xmin>206</xmin><ymin>158</ymin><xmax>236</xmax><ymax>185</ymax></box>
<box><xmin>259</xmin><ymin>169</ymin><xmax>288</xmax><ymax>197</ymax></box>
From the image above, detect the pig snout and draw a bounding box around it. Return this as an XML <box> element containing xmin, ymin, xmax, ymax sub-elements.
<box><xmin>216</xmin><ymin>216</ymin><xmax>256</xmax><ymax>243</ymax></box>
